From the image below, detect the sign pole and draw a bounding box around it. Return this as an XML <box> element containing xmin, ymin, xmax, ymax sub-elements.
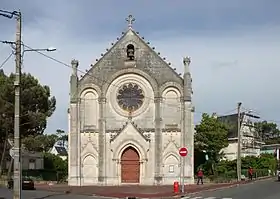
<box><xmin>179</xmin><ymin>147</ymin><xmax>188</xmax><ymax>193</ymax></box>
<box><xmin>181</xmin><ymin>157</ymin><xmax>185</xmax><ymax>193</ymax></box>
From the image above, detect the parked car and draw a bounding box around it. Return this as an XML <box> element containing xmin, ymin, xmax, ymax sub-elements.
<box><xmin>277</xmin><ymin>170</ymin><xmax>280</xmax><ymax>181</ymax></box>
<box><xmin>7</xmin><ymin>177</ymin><xmax>35</xmax><ymax>190</ymax></box>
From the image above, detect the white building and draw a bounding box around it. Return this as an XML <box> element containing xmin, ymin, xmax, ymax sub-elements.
<box><xmin>218</xmin><ymin>112</ymin><xmax>263</xmax><ymax>160</ymax></box>
<box><xmin>49</xmin><ymin>145</ymin><xmax>68</xmax><ymax>160</ymax></box>
<box><xmin>68</xmin><ymin>15</ymin><xmax>195</xmax><ymax>186</ymax></box>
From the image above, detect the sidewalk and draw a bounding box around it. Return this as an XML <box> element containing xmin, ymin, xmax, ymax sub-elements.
<box><xmin>35</xmin><ymin>183</ymin><xmax>232</xmax><ymax>198</ymax></box>
<box><xmin>35</xmin><ymin>176</ymin><xmax>273</xmax><ymax>198</ymax></box>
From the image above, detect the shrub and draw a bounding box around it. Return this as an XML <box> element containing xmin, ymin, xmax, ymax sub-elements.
<box><xmin>197</xmin><ymin>154</ymin><xmax>277</xmax><ymax>181</ymax></box>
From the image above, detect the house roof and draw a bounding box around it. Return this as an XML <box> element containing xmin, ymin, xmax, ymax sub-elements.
<box><xmin>55</xmin><ymin>146</ymin><xmax>68</xmax><ymax>156</ymax></box>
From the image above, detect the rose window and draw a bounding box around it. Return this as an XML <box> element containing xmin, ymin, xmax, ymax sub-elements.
<box><xmin>117</xmin><ymin>83</ymin><xmax>144</xmax><ymax>112</ymax></box>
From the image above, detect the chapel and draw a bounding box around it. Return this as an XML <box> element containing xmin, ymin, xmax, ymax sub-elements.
<box><xmin>68</xmin><ymin>15</ymin><xmax>195</xmax><ymax>186</ymax></box>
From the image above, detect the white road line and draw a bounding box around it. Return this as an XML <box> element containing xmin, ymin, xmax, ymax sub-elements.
<box><xmin>204</xmin><ymin>197</ymin><xmax>217</xmax><ymax>199</ymax></box>
<box><xmin>222</xmin><ymin>198</ymin><xmax>233</xmax><ymax>199</ymax></box>
<box><xmin>190</xmin><ymin>197</ymin><xmax>203</xmax><ymax>199</ymax></box>
<box><xmin>181</xmin><ymin>197</ymin><xmax>190</xmax><ymax>199</ymax></box>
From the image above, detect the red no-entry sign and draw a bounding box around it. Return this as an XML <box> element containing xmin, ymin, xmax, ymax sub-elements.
<box><xmin>179</xmin><ymin>147</ymin><xmax>188</xmax><ymax>157</ymax></box>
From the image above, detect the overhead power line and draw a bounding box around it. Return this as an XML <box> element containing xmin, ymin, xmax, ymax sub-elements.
<box><xmin>0</xmin><ymin>52</ymin><xmax>13</xmax><ymax>69</ymax></box>
<box><xmin>22</xmin><ymin>44</ymin><xmax>253</xmax><ymax>118</ymax></box>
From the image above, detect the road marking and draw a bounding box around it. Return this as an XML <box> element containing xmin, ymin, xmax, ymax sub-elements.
<box><xmin>182</xmin><ymin>196</ymin><xmax>232</xmax><ymax>199</ymax></box>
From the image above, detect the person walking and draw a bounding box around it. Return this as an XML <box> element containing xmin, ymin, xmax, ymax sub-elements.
<box><xmin>248</xmin><ymin>167</ymin><xmax>253</xmax><ymax>180</ymax></box>
<box><xmin>197</xmin><ymin>168</ymin><xmax>204</xmax><ymax>185</ymax></box>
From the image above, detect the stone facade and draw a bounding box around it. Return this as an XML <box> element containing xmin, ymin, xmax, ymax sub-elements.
<box><xmin>68</xmin><ymin>16</ymin><xmax>195</xmax><ymax>186</ymax></box>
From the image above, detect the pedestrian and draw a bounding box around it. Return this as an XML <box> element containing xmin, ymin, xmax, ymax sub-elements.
<box><xmin>197</xmin><ymin>168</ymin><xmax>204</xmax><ymax>185</ymax></box>
<box><xmin>248</xmin><ymin>167</ymin><xmax>253</xmax><ymax>180</ymax></box>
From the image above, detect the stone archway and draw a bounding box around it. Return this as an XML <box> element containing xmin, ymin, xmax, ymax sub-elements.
<box><xmin>121</xmin><ymin>146</ymin><xmax>140</xmax><ymax>183</ymax></box>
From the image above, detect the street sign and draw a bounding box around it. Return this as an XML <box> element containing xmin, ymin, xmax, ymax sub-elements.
<box><xmin>179</xmin><ymin>147</ymin><xmax>188</xmax><ymax>157</ymax></box>
<box><xmin>9</xmin><ymin>147</ymin><xmax>15</xmax><ymax>159</ymax></box>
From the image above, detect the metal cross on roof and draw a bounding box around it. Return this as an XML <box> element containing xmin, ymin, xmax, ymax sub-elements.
<box><xmin>126</xmin><ymin>14</ymin><xmax>135</xmax><ymax>29</ymax></box>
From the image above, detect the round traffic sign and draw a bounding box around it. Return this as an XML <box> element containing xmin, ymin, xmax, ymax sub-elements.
<box><xmin>9</xmin><ymin>147</ymin><xmax>15</xmax><ymax>159</ymax></box>
<box><xmin>179</xmin><ymin>147</ymin><xmax>188</xmax><ymax>157</ymax></box>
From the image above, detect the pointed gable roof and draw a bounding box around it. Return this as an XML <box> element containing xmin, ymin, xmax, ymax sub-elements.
<box><xmin>78</xmin><ymin>15</ymin><xmax>183</xmax><ymax>87</ymax></box>
<box><xmin>110</xmin><ymin>120</ymin><xmax>150</xmax><ymax>142</ymax></box>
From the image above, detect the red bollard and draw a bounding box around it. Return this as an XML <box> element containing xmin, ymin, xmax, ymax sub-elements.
<box><xmin>173</xmin><ymin>181</ymin><xmax>179</xmax><ymax>193</ymax></box>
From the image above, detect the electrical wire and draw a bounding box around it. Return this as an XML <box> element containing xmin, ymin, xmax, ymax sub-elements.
<box><xmin>242</xmin><ymin>106</ymin><xmax>280</xmax><ymax>124</ymax></box>
<box><xmin>0</xmin><ymin>52</ymin><xmax>13</xmax><ymax>69</ymax></box>
<box><xmin>22</xmin><ymin>44</ymin><xmax>251</xmax><ymax>118</ymax></box>
<box><xmin>22</xmin><ymin>44</ymin><xmax>183</xmax><ymax>100</ymax></box>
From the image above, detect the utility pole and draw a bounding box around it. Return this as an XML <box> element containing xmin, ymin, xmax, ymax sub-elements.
<box><xmin>237</xmin><ymin>102</ymin><xmax>242</xmax><ymax>181</ymax></box>
<box><xmin>13</xmin><ymin>10</ymin><xmax>22</xmax><ymax>199</ymax></box>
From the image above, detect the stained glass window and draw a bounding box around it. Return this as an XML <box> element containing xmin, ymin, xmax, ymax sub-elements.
<box><xmin>117</xmin><ymin>83</ymin><xmax>144</xmax><ymax>112</ymax></box>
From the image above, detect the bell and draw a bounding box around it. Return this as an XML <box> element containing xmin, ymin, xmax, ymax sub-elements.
<box><xmin>127</xmin><ymin>48</ymin><xmax>134</xmax><ymax>60</ymax></box>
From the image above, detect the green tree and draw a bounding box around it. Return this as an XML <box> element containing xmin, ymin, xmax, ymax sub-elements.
<box><xmin>195</xmin><ymin>113</ymin><xmax>229</xmax><ymax>174</ymax></box>
<box><xmin>0</xmin><ymin>70</ymin><xmax>56</xmax><ymax>139</ymax></box>
<box><xmin>22</xmin><ymin>134</ymin><xmax>58</xmax><ymax>152</ymax></box>
<box><xmin>43</xmin><ymin>153</ymin><xmax>68</xmax><ymax>181</ymax></box>
<box><xmin>0</xmin><ymin>69</ymin><xmax>56</xmax><ymax>175</ymax></box>
<box><xmin>255</xmin><ymin>121</ymin><xmax>280</xmax><ymax>144</ymax></box>
<box><xmin>56</xmin><ymin>129</ymin><xmax>68</xmax><ymax>147</ymax></box>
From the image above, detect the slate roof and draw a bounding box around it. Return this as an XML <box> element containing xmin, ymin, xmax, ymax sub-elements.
<box><xmin>55</xmin><ymin>146</ymin><xmax>68</xmax><ymax>156</ymax></box>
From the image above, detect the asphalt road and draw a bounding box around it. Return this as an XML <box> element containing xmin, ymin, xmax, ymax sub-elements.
<box><xmin>1</xmin><ymin>178</ymin><xmax>279</xmax><ymax>199</ymax></box>
<box><xmin>184</xmin><ymin>177</ymin><xmax>280</xmax><ymax>199</ymax></box>
<box><xmin>0</xmin><ymin>187</ymin><xmax>114</xmax><ymax>199</ymax></box>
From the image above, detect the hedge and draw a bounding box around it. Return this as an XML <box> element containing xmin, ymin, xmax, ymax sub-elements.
<box><xmin>197</xmin><ymin>153</ymin><xmax>277</xmax><ymax>182</ymax></box>
<box><xmin>22</xmin><ymin>169</ymin><xmax>66</xmax><ymax>181</ymax></box>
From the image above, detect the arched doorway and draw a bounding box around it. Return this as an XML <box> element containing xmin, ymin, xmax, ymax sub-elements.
<box><xmin>121</xmin><ymin>146</ymin><xmax>140</xmax><ymax>183</ymax></box>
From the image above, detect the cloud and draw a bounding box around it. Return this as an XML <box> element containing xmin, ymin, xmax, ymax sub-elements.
<box><xmin>1</xmin><ymin>0</ymin><xmax>280</xmax><ymax>133</ymax></box>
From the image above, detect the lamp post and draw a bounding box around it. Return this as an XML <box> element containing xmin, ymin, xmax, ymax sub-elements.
<box><xmin>1</xmin><ymin>10</ymin><xmax>57</xmax><ymax>199</ymax></box>
<box><xmin>1</xmin><ymin>9</ymin><xmax>22</xmax><ymax>199</ymax></box>
<box><xmin>1</xmin><ymin>11</ymin><xmax>56</xmax><ymax>199</ymax></box>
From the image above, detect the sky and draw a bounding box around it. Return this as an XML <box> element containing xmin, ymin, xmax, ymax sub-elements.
<box><xmin>1</xmin><ymin>0</ymin><xmax>280</xmax><ymax>134</ymax></box>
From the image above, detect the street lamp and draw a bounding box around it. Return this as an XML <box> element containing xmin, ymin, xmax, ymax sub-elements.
<box><xmin>2</xmin><ymin>10</ymin><xmax>56</xmax><ymax>199</ymax></box>
<box><xmin>21</xmin><ymin>47</ymin><xmax>57</xmax><ymax>71</ymax></box>
<box><xmin>22</xmin><ymin>47</ymin><xmax>57</xmax><ymax>59</ymax></box>
<box><xmin>23</xmin><ymin>47</ymin><xmax>57</xmax><ymax>53</ymax></box>
<box><xmin>1</xmin><ymin>9</ymin><xmax>23</xmax><ymax>199</ymax></box>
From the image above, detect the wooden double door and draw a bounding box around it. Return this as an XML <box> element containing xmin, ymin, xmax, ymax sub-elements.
<box><xmin>121</xmin><ymin>147</ymin><xmax>140</xmax><ymax>183</ymax></box>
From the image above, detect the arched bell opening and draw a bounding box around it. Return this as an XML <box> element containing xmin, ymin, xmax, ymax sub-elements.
<box><xmin>126</xmin><ymin>44</ymin><xmax>135</xmax><ymax>60</ymax></box>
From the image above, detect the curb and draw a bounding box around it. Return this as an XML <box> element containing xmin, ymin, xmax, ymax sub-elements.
<box><xmin>36</xmin><ymin>176</ymin><xmax>274</xmax><ymax>199</ymax></box>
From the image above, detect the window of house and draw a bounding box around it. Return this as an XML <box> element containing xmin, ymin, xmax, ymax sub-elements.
<box><xmin>28</xmin><ymin>159</ymin><xmax>36</xmax><ymax>170</ymax></box>
<box><xmin>169</xmin><ymin>165</ymin><xmax>174</xmax><ymax>173</ymax></box>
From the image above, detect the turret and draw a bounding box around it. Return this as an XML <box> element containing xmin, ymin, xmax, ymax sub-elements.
<box><xmin>183</xmin><ymin>57</ymin><xmax>192</xmax><ymax>101</ymax></box>
<box><xmin>70</xmin><ymin>59</ymin><xmax>79</xmax><ymax>103</ymax></box>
